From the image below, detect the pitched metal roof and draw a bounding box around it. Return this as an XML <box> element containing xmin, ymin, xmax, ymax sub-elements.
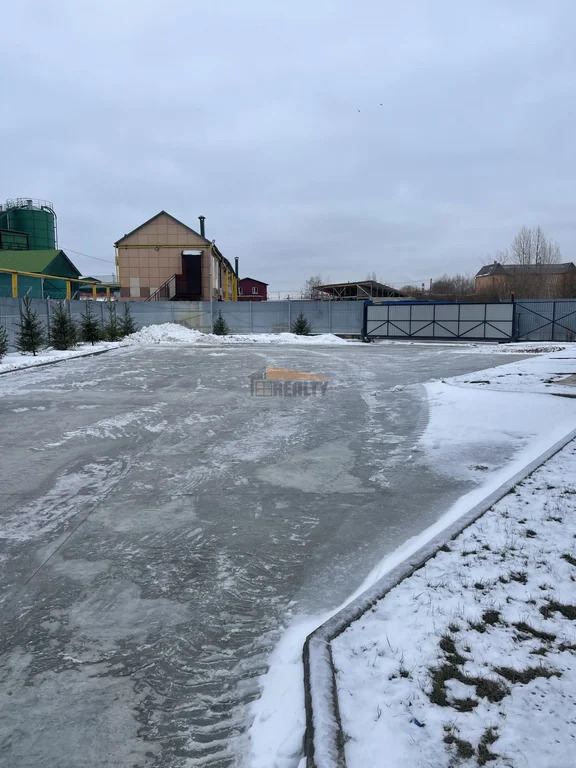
<box><xmin>239</xmin><ymin>276</ymin><xmax>269</xmax><ymax>285</ymax></box>
<box><xmin>114</xmin><ymin>210</ymin><xmax>209</xmax><ymax>245</ymax></box>
<box><xmin>477</xmin><ymin>261</ymin><xmax>576</xmax><ymax>277</ymax></box>
<box><xmin>0</xmin><ymin>249</ymin><xmax>81</xmax><ymax>277</ymax></box>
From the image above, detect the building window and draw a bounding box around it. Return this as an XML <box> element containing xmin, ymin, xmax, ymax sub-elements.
<box><xmin>252</xmin><ymin>286</ymin><xmax>259</xmax><ymax>295</ymax></box>
<box><xmin>239</xmin><ymin>286</ymin><xmax>243</xmax><ymax>295</ymax></box>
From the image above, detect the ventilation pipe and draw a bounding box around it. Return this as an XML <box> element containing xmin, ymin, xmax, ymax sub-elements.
<box><xmin>234</xmin><ymin>257</ymin><xmax>239</xmax><ymax>278</ymax></box>
<box><xmin>199</xmin><ymin>215</ymin><xmax>206</xmax><ymax>238</ymax></box>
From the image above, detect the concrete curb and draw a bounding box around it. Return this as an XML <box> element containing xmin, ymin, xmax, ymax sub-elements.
<box><xmin>303</xmin><ymin>426</ymin><xmax>576</xmax><ymax>768</ymax></box>
<box><xmin>0</xmin><ymin>346</ymin><xmax>126</xmax><ymax>376</ymax></box>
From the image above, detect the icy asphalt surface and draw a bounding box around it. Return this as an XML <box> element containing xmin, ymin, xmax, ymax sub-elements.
<box><xmin>0</xmin><ymin>344</ymin><xmax>528</xmax><ymax>768</ymax></box>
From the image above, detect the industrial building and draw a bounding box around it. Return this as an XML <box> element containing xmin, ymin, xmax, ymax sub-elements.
<box><xmin>0</xmin><ymin>198</ymin><xmax>115</xmax><ymax>299</ymax></box>
<box><xmin>0</xmin><ymin>198</ymin><xmax>58</xmax><ymax>251</ymax></box>
<box><xmin>115</xmin><ymin>212</ymin><xmax>238</xmax><ymax>301</ymax></box>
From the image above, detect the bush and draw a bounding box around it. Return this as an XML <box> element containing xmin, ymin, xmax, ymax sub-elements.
<box><xmin>119</xmin><ymin>302</ymin><xmax>137</xmax><ymax>337</ymax></box>
<box><xmin>213</xmin><ymin>310</ymin><xmax>230</xmax><ymax>336</ymax></box>
<box><xmin>291</xmin><ymin>312</ymin><xmax>311</xmax><ymax>335</ymax></box>
<box><xmin>17</xmin><ymin>296</ymin><xmax>45</xmax><ymax>356</ymax></box>
<box><xmin>0</xmin><ymin>324</ymin><xmax>8</xmax><ymax>361</ymax></box>
<box><xmin>79</xmin><ymin>301</ymin><xmax>103</xmax><ymax>345</ymax></box>
<box><xmin>50</xmin><ymin>301</ymin><xmax>77</xmax><ymax>350</ymax></box>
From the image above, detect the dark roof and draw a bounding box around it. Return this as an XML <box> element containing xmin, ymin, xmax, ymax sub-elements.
<box><xmin>239</xmin><ymin>276</ymin><xmax>269</xmax><ymax>285</ymax></box>
<box><xmin>114</xmin><ymin>210</ymin><xmax>209</xmax><ymax>245</ymax></box>
<box><xmin>317</xmin><ymin>280</ymin><xmax>406</xmax><ymax>296</ymax></box>
<box><xmin>0</xmin><ymin>249</ymin><xmax>81</xmax><ymax>278</ymax></box>
<box><xmin>477</xmin><ymin>261</ymin><xmax>576</xmax><ymax>277</ymax></box>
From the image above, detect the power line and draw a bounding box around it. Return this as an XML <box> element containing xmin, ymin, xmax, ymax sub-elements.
<box><xmin>60</xmin><ymin>246</ymin><xmax>115</xmax><ymax>265</ymax></box>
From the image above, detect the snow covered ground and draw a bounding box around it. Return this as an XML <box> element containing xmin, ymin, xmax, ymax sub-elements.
<box><xmin>1</xmin><ymin>325</ymin><xmax>575</xmax><ymax>768</ymax></box>
<box><xmin>332</xmin><ymin>440</ymin><xmax>576</xmax><ymax>768</ymax></box>
<box><xmin>248</xmin><ymin>346</ymin><xmax>576</xmax><ymax>768</ymax></box>
<box><xmin>0</xmin><ymin>342</ymin><xmax>125</xmax><ymax>375</ymax></box>
<box><xmin>126</xmin><ymin>323</ymin><xmax>359</xmax><ymax>345</ymax></box>
<box><xmin>1</xmin><ymin>323</ymin><xmax>571</xmax><ymax>378</ymax></box>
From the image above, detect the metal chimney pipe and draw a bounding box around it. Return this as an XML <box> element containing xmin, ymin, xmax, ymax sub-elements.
<box><xmin>234</xmin><ymin>257</ymin><xmax>239</xmax><ymax>278</ymax></box>
<box><xmin>199</xmin><ymin>215</ymin><xmax>206</xmax><ymax>238</ymax></box>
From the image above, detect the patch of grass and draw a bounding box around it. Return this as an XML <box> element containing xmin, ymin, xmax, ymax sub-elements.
<box><xmin>494</xmin><ymin>665</ymin><xmax>560</xmax><ymax>684</ymax></box>
<box><xmin>558</xmin><ymin>642</ymin><xmax>576</xmax><ymax>652</ymax></box>
<box><xmin>509</xmin><ymin>571</ymin><xmax>528</xmax><ymax>584</ymax></box>
<box><xmin>525</xmin><ymin>529</ymin><xmax>538</xmax><ymax>538</ymax></box>
<box><xmin>530</xmin><ymin>646</ymin><xmax>548</xmax><ymax>656</ymax></box>
<box><xmin>562</xmin><ymin>553</ymin><xmax>576</xmax><ymax>567</ymax></box>
<box><xmin>439</xmin><ymin>635</ymin><xmax>467</xmax><ymax>665</ymax></box>
<box><xmin>478</xmin><ymin>727</ymin><xmax>499</xmax><ymax>765</ymax></box>
<box><xmin>443</xmin><ymin>731</ymin><xmax>475</xmax><ymax>760</ymax></box>
<box><xmin>474</xmin><ymin>582</ymin><xmax>486</xmax><ymax>590</ymax></box>
<box><xmin>439</xmin><ymin>544</ymin><xmax>451</xmax><ymax>553</ymax></box>
<box><xmin>474</xmin><ymin>677</ymin><xmax>509</xmax><ymax>703</ymax></box>
<box><xmin>469</xmin><ymin>621</ymin><xmax>487</xmax><ymax>633</ymax></box>
<box><xmin>513</xmin><ymin>621</ymin><xmax>556</xmax><ymax>641</ymax></box>
<box><xmin>448</xmin><ymin>622</ymin><xmax>460</xmax><ymax>633</ymax></box>
<box><xmin>546</xmin><ymin>516</ymin><xmax>563</xmax><ymax>522</ymax></box>
<box><xmin>429</xmin><ymin>664</ymin><xmax>508</xmax><ymax>706</ymax></box>
<box><xmin>540</xmin><ymin>601</ymin><xmax>576</xmax><ymax>620</ymax></box>
<box><xmin>482</xmin><ymin>610</ymin><xmax>500</xmax><ymax>626</ymax></box>
<box><xmin>429</xmin><ymin>664</ymin><xmax>458</xmax><ymax>706</ymax></box>
<box><xmin>452</xmin><ymin>697</ymin><xmax>478</xmax><ymax>712</ymax></box>
<box><xmin>461</xmin><ymin>550</ymin><xmax>477</xmax><ymax>557</ymax></box>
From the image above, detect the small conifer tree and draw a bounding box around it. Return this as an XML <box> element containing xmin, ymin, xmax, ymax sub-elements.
<box><xmin>50</xmin><ymin>301</ymin><xmax>77</xmax><ymax>350</ymax></box>
<box><xmin>0</xmin><ymin>324</ymin><xmax>8</xmax><ymax>361</ymax></box>
<box><xmin>79</xmin><ymin>301</ymin><xmax>103</xmax><ymax>345</ymax></box>
<box><xmin>104</xmin><ymin>303</ymin><xmax>122</xmax><ymax>341</ymax></box>
<box><xmin>17</xmin><ymin>296</ymin><xmax>45</xmax><ymax>355</ymax></box>
<box><xmin>291</xmin><ymin>312</ymin><xmax>311</xmax><ymax>335</ymax></box>
<box><xmin>213</xmin><ymin>310</ymin><xmax>230</xmax><ymax>336</ymax></box>
<box><xmin>119</xmin><ymin>302</ymin><xmax>137</xmax><ymax>337</ymax></box>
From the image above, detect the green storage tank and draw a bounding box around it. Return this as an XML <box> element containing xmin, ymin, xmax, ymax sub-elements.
<box><xmin>0</xmin><ymin>198</ymin><xmax>57</xmax><ymax>250</ymax></box>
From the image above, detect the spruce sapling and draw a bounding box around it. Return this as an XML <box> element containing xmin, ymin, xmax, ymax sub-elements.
<box><xmin>16</xmin><ymin>296</ymin><xmax>45</xmax><ymax>356</ymax></box>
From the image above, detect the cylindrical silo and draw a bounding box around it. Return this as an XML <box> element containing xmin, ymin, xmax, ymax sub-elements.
<box><xmin>1</xmin><ymin>199</ymin><xmax>57</xmax><ymax>250</ymax></box>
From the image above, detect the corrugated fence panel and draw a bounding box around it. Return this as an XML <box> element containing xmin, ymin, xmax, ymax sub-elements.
<box><xmin>516</xmin><ymin>300</ymin><xmax>576</xmax><ymax>341</ymax></box>
<box><xmin>0</xmin><ymin>299</ymin><xmax>365</xmax><ymax>351</ymax></box>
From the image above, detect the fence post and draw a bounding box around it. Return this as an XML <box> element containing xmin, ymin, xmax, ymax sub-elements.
<box><xmin>250</xmin><ymin>301</ymin><xmax>253</xmax><ymax>333</ymax></box>
<box><xmin>328</xmin><ymin>300</ymin><xmax>332</xmax><ymax>333</ymax></box>
<box><xmin>510</xmin><ymin>293</ymin><xmax>518</xmax><ymax>342</ymax></box>
<box><xmin>551</xmin><ymin>301</ymin><xmax>557</xmax><ymax>341</ymax></box>
<box><xmin>288</xmin><ymin>300</ymin><xmax>291</xmax><ymax>331</ymax></box>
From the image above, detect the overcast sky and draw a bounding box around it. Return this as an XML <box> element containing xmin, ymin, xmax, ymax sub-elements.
<box><xmin>2</xmin><ymin>1</ymin><xmax>575</xmax><ymax>294</ymax></box>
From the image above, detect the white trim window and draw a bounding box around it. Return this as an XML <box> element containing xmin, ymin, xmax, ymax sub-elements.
<box><xmin>252</xmin><ymin>286</ymin><xmax>259</xmax><ymax>295</ymax></box>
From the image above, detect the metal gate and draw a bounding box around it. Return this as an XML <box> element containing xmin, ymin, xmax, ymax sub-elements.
<box><xmin>515</xmin><ymin>300</ymin><xmax>576</xmax><ymax>342</ymax></box>
<box><xmin>364</xmin><ymin>301</ymin><xmax>514</xmax><ymax>341</ymax></box>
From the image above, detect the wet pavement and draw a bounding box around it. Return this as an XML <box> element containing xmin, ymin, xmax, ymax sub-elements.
<box><xmin>0</xmin><ymin>344</ymin><xmax>527</xmax><ymax>767</ymax></box>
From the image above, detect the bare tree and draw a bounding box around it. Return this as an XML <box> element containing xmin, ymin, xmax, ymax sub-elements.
<box><xmin>508</xmin><ymin>226</ymin><xmax>561</xmax><ymax>267</ymax></box>
<box><xmin>365</xmin><ymin>271</ymin><xmax>378</xmax><ymax>282</ymax></box>
<box><xmin>430</xmin><ymin>273</ymin><xmax>475</xmax><ymax>296</ymax></box>
<box><xmin>301</xmin><ymin>274</ymin><xmax>326</xmax><ymax>300</ymax></box>
<box><xmin>494</xmin><ymin>226</ymin><xmax>563</xmax><ymax>298</ymax></box>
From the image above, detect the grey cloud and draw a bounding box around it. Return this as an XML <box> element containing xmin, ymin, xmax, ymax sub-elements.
<box><xmin>2</xmin><ymin>0</ymin><xmax>575</xmax><ymax>290</ymax></box>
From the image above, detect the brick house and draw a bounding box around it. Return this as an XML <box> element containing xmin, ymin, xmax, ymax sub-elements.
<box><xmin>238</xmin><ymin>277</ymin><xmax>268</xmax><ymax>301</ymax></box>
<box><xmin>476</xmin><ymin>262</ymin><xmax>576</xmax><ymax>299</ymax></box>
<box><xmin>114</xmin><ymin>211</ymin><xmax>237</xmax><ymax>301</ymax></box>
